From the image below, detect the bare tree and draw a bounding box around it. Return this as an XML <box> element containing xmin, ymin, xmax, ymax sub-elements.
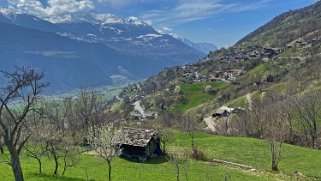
<box><xmin>0</xmin><ymin>67</ymin><xmax>47</xmax><ymax>181</ymax></box>
<box><xmin>75</xmin><ymin>89</ymin><xmax>104</xmax><ymax>136</ymax></box>
<box><xmin>44</xmin><ymin>127</ymin><xmax>78</xmax><ymax>176</ymax></box>
<box><xmin>248</xmin><ymin>99</ymin><xmax>266</xmax><ymax>138</ymax></box>
<box><xmin>24</xmin><ymin>129</ymin><xmax>48</xmax><ymax>174</ymax></box>
<box><xmin>159</xmin><ymin>129</ymin><xmax>172</xmax><ymax>155</ymax></box>
<box><xmin>290</xmin><ymin>92</ymin><xmax>321</xmax><ymax>148</ymax></box>
<box><xmin>181</xmin><ymin>113</ymin><xmax>200</xmax><ymax>150</ymax></box>
<box><xmin>61</xmin><ymin>146</ymin><xmax>79</xmax><ymax>177</ymax></box>
<box><xmin>166</xmin><ymin>152</ymin><xmax>181</xmax><ymax>181</ymax></box>
<box><xmin>265</xmin><ymin>106</ymin><xmax>287</xmax><ymax>171</ymax></box>
<box><xmin>261</xmin><ymin>93</ymin><xmax>288</xmax><ymax>171</ymax></box>
<box><xmin>88</xmin><ymin>124</ymin><xmax>122</xmax><ymax>181</ymax></box>
<box><xmin>166</xmin><ymin>149</ymin><xmax>190</xmax><ymax>181</ymax></box>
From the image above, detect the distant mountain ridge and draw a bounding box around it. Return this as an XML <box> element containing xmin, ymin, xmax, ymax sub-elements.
<box><xmin>0</xmin><ymin>10</ymin><xmax>206</xmax><ymax>94</ymax></box>
<box><xmin>170</xmin><ymin>33</ymin><xmax>218</xmax><ymax>54</ymax></box>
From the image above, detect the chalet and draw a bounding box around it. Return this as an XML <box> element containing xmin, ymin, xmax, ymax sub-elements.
<box><xmin>262</xmin><ymin>53</ymin><xmax>273</xmax><ymax>60</ymax></box>
<box><xmin>212</xmin><ymin>106</ymin><xmax>235</xmax><ymax>118</ymax></box>
<box><xmin>119</xmin><ymin>128</ymin><xmax>161</xmax><ymax>161</ymax></box>
<box><xmin>286</xmin><ymin>44</ymin><xmax>293</xmax><ymax>49</ymax></box>
<box><xmin>312</xmin><ymin>37</ymin><xmax>319</xmax><ymax>43</ymax></box>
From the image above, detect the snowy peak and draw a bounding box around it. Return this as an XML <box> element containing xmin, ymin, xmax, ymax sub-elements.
<box><xmin>94</xmin><ymin>14</ymin><xmax>124</xmax><ymax>24</ymax></box>
<box><xmin>45</xmin><ymin>13</ymin><xmax>148</xmax><ymax>26</ymax></box>
<box><xmin>127</xmin><ymin>16</ymin><xmax>147</xmax><ymax>26</ymax></box>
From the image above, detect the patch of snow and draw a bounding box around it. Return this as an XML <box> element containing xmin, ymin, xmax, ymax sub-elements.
<box><xmin>127</xmin><ymin>16</ymin><xmax>144</xmax><ymax>25</ymax></box>
<box><xmin>86</xmin><ymin>33</ymin><xmax>96</xmax><ymax>37</ymax></box>
<box><xmin>94</xmin><ymin>14</ymin><xmax>124</xmax><ymax>24</ymax></box>
<box><xmin>137</xmin><ymin>34</ymin><xmax>162</xmax><ymax>39</ymax></box>
<box><xmin>46</xmin><ymin>15</ymin><xmax>74</xmax><ymax>23</ymax></box>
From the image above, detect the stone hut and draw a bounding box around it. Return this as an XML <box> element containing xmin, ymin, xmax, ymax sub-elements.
<box><xmin>119</xmin><ymin>128</ymin><xmax>161</xmax><ymax>161</ymax></box>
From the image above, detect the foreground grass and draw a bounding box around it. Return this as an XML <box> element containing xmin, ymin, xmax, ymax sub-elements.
<box><xmin>0</xmin><ymin>155</ymin><xmax>279</xmax><ymax>181</ymax></box>
<box><xmin>1</xmin><ymin>132</ymin><xmax>320</xmax><ymax>180</ymax></box>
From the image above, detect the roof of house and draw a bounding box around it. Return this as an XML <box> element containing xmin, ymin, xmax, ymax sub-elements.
<box><xmin>215</xmin><ymin>106</ymin><xmax>235</xmax><ymax>115</ymax></box>
<box><xmin>119</xmin><ymin>128</ymin><xmax>159</xmax><ymax>147</ymax></box>
<box><xmin>215</xmin><ymin>109</ymin><xmax>227</xmax><ymax>115</ymax></box>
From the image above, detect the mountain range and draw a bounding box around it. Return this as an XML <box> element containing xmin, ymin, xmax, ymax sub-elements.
<box><xmin>0</xmin><ymin>10</ymin><xmax>217</xmax><ymax>94</ymax></box>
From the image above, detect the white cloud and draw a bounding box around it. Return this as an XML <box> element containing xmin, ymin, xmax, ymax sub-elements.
<box><xmin>143</xmin><ymin>19</ymin><xmax>152</xmax><ymax>25</ymax></box>
<box><xmin>7</xmin><ymin>0</ymin><xmax>94</xmax><ymax>17</ymax></box>
<box><xmin>162</xmin><ymin>26</ymin><xmax>172</xmax><ymax>31</ymax></box>
<box><xmin>142</xmin><ymin>0</ymin><xmax>271</xmax><ymax>26</ymax></box>
<box><xmin>156</xmin><ymin>26</ymin><xmax>172</xmax><ymax>34</ymax></box>
<box><xmin>97</xmin><ymin>0</ymin><xmax>149</xmax><ymax>7</ymax></box>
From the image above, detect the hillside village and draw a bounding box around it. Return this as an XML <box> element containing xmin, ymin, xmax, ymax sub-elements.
<box><xmin>119</xmin><ymin>33</ymin><xmax>321</xmax><ymax>124</ymax></box>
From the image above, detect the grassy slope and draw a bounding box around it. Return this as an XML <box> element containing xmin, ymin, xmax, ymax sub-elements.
<box><xmin>0</xmin><ymin>155</ymin><xmax>275</xmax><ymax>181</ymax></box>
<box><xmin>173</xmin><ymin>132</ymin><xmax>321</xmax><ymax>179</ymax></box>
<box><xmin>1</xmin><ymin>132</ymin><xmax>320</xmax><ymax>180</ymax></box>
<box><xmin>172</xmin><ymin>82</ymin><xmax>229</xmax><ymax>113</ymax></box>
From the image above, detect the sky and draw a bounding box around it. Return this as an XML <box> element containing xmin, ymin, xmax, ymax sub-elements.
<box><xmin>0</xmin><ymin>0</ymin><xmax>318</xmax><ymax>47</ymax></box>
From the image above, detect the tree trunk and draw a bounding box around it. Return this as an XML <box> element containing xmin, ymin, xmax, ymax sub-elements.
<box><xmin>270</xmin><ymin>141</ymin><xmax>280</xmax><ymax>171</ymax></box>
<box><xmin>53</xmin><ymin>156</ymin><xmax>59</xmax><ymax>176</ymax></box>
<box><xmin>10</xmin><ymin>149</ymin><xmax>24</xmax><ymax>181</ymax></box>
<box><xmin>271</xmin><ymin>160</ymin><xmax>279</xmax><ymax>171</ymax></box>
<box><xmin>37</xmin><ymin>159</ymin><xmax>42</xmax><ymax>174</ymax></box>
<box><xmin>107</xmin><ymin>160</ymin><xmax>112</xmax><ymax>181</ymax></box>
<box><xmin>190</xmin><ymin>132</ymin><xmax>195</xmax><ymax>150</ymax></box>
<box><xmin>175</xmin><ymin>162</ymin><xmax>180</xmax><ymax>181</ymax></box>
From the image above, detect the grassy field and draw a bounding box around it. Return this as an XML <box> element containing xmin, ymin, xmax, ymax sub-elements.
<box><xmin>0</xmin><ymin>154</ymin><xmax>282</xmax><ymax>181</ymax></box>
<box><xmin>1</xmin><ymin>131</ymin><xmax>320</xmax><ymax>180</ymax></box>
<box><xmin>172</xmin><ymin>82</ymin><xmax>229</xmax><ymax>113</ymax></box>
<box><xmin>173</xmin><ymin>132</ymin><xmax>321</xmax><ymax>179</ymax></box>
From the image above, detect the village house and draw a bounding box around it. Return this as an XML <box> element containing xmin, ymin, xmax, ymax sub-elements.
<box><xmin>118</xmin><ymin>128</ymin><xmax>161</xmax><ymax>161</ymax></box>
<box><xmin>212</xmin><ymin>106</ymin><xmax>235</xmax><ymax>118</ymax></box>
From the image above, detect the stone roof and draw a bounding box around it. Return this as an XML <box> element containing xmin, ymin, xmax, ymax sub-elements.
<box><xmin>119</xmin><ymin>128</ymin><xmax>159</xmax><ymax>147</ymax></box>
<box><xmin>215</xmin><ymin>106</ymin><xmax>235</xmax><ymax>115</ymax></box>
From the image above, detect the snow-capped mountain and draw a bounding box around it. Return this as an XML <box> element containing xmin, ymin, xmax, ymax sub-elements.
<box><xmin>1</xmin><ymin>11</ymin><xmax>204</xmax><ymax>59</ymax></box>
<box><xmin>48</xmin><ymin>13</ymin><xmax>204</xmax><ymax>62</ymax></box>
<box><xmin>170</xmin><ymin>33</ymin><xmax>218</xmax><ymax>54</ymax></box>
<box><xmin>0</xmin><ymin>11</ymin><xmax>205</xmax><ymax>94</ymax></box>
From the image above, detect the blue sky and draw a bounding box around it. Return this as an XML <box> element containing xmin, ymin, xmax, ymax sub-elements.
<box><xmin>0</xmin><ymin>0</ymin><xmax>317</xmax><ymax>47</ymax></box>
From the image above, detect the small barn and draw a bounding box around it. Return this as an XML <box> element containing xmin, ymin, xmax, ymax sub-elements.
<box><xmin>118</xmin><ymin>128</ymin><xmax>161</xmax><ymax>161</ymax></box>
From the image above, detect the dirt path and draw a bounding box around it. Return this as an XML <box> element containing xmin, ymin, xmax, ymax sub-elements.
<box><xmin>204</xmin><ymin>116</ymin><xmax>216</xmax><ymax>132</ymax></box>
<box><xmin>246</xmin><ymin>93</ymin><xmax>252</xmax><ymax>110</ymax></box>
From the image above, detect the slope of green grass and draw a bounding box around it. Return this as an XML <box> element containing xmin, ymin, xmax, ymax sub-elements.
<box><xmin>173</xmin><ymin>132</ymin><xmax>321</xmax><ymax>179</ymax></box>
<box><xmin>0</xmin><ymin>154</ymin><xmax>279</xmax><ymax>181</ymax></box>
<box><xmin>1</xmin><ymin>132</ymin><xmax>319</xmax><ymax>180</ymax></box>
<box><xmin>172</xmin><ymin>82</ymin><xmax>229</xmax><ymax>113</ymax></box>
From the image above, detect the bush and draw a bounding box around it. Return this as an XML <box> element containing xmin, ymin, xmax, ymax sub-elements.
<box><xmin>190</xmin><ymin>148</ymin><xmax>206</xmax><ymax>161</ymax></box>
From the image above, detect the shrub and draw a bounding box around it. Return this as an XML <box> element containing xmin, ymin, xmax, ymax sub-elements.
<box><xmin>189</xmin><ymin>148</ymin><xmax>206</xmax><ymax>161</ymax></box>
